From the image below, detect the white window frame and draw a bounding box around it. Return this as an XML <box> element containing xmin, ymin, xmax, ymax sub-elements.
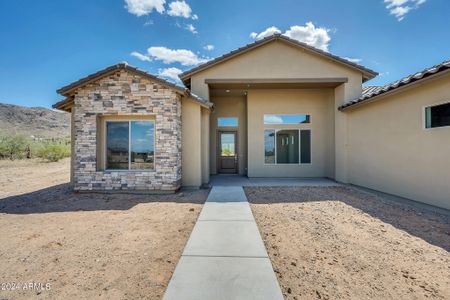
<box><xmin>263</xmin><ymin>128</ymin><xmax>312</xmax><ymax>165</ymax></box>
<box><xmin>423</xmin><ymin>100</ymin><xmax>450</xmax><ymax>130</ymax></box>
<box><xmin>104</xmin><ymin>119</ymin><xmax>156</xmax><ymax>171</ymax></box>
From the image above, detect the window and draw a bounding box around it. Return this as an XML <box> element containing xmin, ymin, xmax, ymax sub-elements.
<box><xmin>300</xmin><ymin>130</ymin><xmax>311</xmax><ymax>164</ymax></box>
<box><xmin>425</xmin><ymin>102</ymin><xmax>450</xmax><ymax>129</ymax></box>
<box><xmin>106</xmin><ymin>121</ymin><xmax>155</xmax><ymax>170</ymax></box>
<box><xmin>264</xmin><ymin>130</ymin><xmax>275</xmax><ymax>164</ymax></box>
<box><xmin>220</xmin><ymin>133</ymin><xmax>236</xmax><ymax>156</ymax></box>
<box><xmin>264</xmin><ymin>129</ymin><xmax>311</xmax><ymax>164</ymax></box>
<box><xmin>264</xmin><ymin>114</ymin><xmax>310</xmax><ymax>125</ymax></box>
<box><xmin>277</xmin><ymin>130</ymin><xmax>299</xmax><ymax>164</ymax></box>
<box><xmin>218</xmin><ymin>117</ymin><xmax>238</xmax><ymax>127</ymax></box>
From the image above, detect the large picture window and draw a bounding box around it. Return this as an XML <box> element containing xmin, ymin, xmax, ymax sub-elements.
<box><xmin>425</xmin><ymin>102</ymin><xmax>450</xmax><ymax>129</ymax></box>
<box><xmin>264</xmin><ymin>129</ymin><xmax>311</xmax><ymax>164</ymax></box>
<box><xmin>106</xmin><ymin>121</ymin><xmax>155</xmax><ymax>170</ymax></box>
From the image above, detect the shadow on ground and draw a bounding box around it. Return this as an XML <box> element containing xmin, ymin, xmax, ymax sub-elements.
<box><xmin>0</xmin><ymin>183</ymin><xmax>208</xmax><ymax>214</ymax></box>
<box><xmin>245</xmin><ymin>186</ymin><xmax>450</xmax><ymax>252</ymax></box>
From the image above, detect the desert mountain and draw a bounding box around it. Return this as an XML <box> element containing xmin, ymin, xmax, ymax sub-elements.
<box><xmin>0</xmin><ymin>102</ymin><xmax>70</xmax><ymax>138</ymax></box>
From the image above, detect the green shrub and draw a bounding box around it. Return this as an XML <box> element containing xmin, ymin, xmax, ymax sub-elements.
<box><xmin>0</xmin><ymin>136</ymin><xmax>28</xmax><ymax>160</ymax></box>
<box><xmin>36</xmin><ymin>142</ymin><xmax>70</xmax><ymax>162</ymax></box>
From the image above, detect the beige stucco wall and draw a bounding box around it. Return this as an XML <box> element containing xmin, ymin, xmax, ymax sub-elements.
<box><xmin>188</xmin><ymin>40</ymin><xmax>363</xmax><ymax>99</ymax></box>
<box><xmin>181</xmin><ymin>98</ymin><xmax>202</xmax><ymax>187</ymax></box>
<box><xmin>209</xmin><ymin>95</ymin><xmax>248</xmax><ymax>175</ymax></box>
<box><xmin>189</xmin><ymin>40</ymin><xmax>363</xmax><ymax>180</ymax></box>
<box><xmin>247</xmin><ymin>89</ymin><xmax>335</xmax><ymax>177</ymax></box>
<box><xmin>347</xmin><ymin>74</ymin><xmax>450</xmax><ymax>209</ymax></box>
<box><xmin>201</xmin><ymin>107</ymin><xmax>210</xmax><ymax>184</ymax></box>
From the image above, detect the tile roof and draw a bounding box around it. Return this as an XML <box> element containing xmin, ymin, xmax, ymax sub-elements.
<box><xmin>179</xmin><ymin>34</ymin><xmax>378</xmax><ymax>83</ymax></box>
<box><xmin>54</xmin><ymin>63</ymin><xmax>212</xmax><ymax>111</ymax></box>
<box><xmin>339</xmin><ymin>59</ymin><xmax>450</xmax><ymax>110</ymax></box>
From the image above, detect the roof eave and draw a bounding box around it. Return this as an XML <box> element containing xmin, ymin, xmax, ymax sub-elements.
<box><xmin>52</xmin><ymin>97</ymin><xmax>74</xmax><ymax>112</ymax></box>
<box><xmin>339</xmin><ymin>65</ymin><xmax>450</xmax><ymax>111</ymax></box>
<box><xmin>57</xmin><ymin>63</ymin><xmax>188</xmax><ymax>97</ymax></box>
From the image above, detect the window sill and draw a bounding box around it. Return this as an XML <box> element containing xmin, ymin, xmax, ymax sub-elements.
<box><xmin>101</xmin><ymin>169</ymin><xmax>156</xmax><ymax>173</ymax></box>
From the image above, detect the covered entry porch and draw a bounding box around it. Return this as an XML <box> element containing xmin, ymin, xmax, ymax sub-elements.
<box><xmin>207</xmin><ymin>78</ymin><xmax>345</xmax><ymax>179</ymax></box>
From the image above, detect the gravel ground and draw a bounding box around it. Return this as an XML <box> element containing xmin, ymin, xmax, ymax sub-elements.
<box><xmin>0</xmin><ymin>159</ymin><xmax>209</xmax><ymax>299</ymax></box>
<box><xmin>245</xmin><ymin>186</ymin><xmax>450</xmax><ymax>300</ymax></box>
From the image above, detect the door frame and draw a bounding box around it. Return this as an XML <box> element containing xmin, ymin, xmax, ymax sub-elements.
<box><xmin>216</xmin><ymin>129</ymin><xmax>238</xmax><ymax>174</ymax></box>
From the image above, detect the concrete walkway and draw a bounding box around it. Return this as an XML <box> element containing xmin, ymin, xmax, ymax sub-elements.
<box><xmin>163</xmin><ymin>186</ymin><xmax>284</xmax><ymax>300</ymax></box>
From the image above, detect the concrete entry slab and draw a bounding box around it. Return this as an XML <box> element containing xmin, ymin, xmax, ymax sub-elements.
<box><xmin>163</xmin><ymin>256</ymin><xmax>284</xmax><ymax>300</ymax></box>
<box><xmin>183</xmin><ymin>220</ymin><xmax>268</xmax><ymax>257</ymax></box>
<box><xmin>210</xmin><ymin>175</ymin><xmax>341</xmax><ymax>187</ymax></box>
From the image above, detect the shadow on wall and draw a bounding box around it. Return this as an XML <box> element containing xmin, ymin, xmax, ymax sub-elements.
<box><xmin>245</xmin><ymin>186</ymin><xmax>450</xmax><ymax>252</ymax></box>
<box><xmin>0</xmin><ymin>184</ymin><xmax>208</xmax><ymax>215</ymax></box>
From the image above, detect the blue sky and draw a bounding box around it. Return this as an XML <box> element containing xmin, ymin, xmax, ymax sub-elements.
<box><xmin>0</xmin><ymin>0</ymin><xmax>448</xmax><ymax>108</ymax></box>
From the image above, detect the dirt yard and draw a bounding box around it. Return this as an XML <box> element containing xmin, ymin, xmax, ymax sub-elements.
<box><xmin>0</xmin><ymin>158</ymin><xmax>71</xmax><ymax>198</ymax></box>
<box><xmin>246</xmin><ymin>186</ymin><xmax>450</xmax><ymax>300</ymax></box>
<box><xmin>0</xmin><ymin>159</ymin><xmax>208</xmax><ymax>299</ymax></box>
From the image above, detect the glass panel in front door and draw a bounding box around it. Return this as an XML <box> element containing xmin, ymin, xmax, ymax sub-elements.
<box><xmin>221</xmin><ymin>133</ymin><xmax>236</xmax><ymax>156</ymax></box>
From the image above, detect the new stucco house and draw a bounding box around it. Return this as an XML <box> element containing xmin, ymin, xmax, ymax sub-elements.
<box><xmin>53</xmin><ymin>34</ymin><xmax>450</xmax><ymax>210</ymax></box>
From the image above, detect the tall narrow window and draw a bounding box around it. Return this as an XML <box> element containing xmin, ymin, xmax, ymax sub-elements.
<box><xmin>130</xmin><ymin>121</ymin><xmax>154</xmax><ymax>170</ymax></box>
<box><xmin>106</xmin><ymin>120</ymin><xmax>155</xmax><ymax>170</ymax></box>
<box><xmin>300</xmin><ymin>130</ymin><xmax>311</xmax><ymax>164</ymax></box>
<box><xmin>106</xmin><ymin>122</ymin><xmax>129</xmax><ymax>170</ymax></box>
<box><xmin>276</xmin><ymin>130</ymin><xmax>299</xmax><ymax>164</ymax></box>
<box><xmin>264</xmin><ymin>130</ymin><xmax>275</xmax><ymax>164</ymax></box>
<box><xmin>425</xmin><ymin>102</ymin><xmax>450</xmax><ymax>129</ymax></box>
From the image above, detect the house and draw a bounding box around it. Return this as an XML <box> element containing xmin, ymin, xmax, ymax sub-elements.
<box><xmin>53</xmin><ymin>34</ymin><xmax>450</xmax><ymax>210</ymax></box>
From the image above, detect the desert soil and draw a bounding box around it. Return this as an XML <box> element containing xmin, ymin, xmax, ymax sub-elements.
<box><xmin>0</xmin><ymin>159</ymin><xmax>208</xmax><ymax>299</ymax></box>
<box><xmin>0</xmin><ymin>158</ymin><xmax>71</xmax><ymax>199</ymax></box>
<box><xmin>246</xmin><ymin>186</ymin><xmax>450</xmax><ymax>300</ymax></box>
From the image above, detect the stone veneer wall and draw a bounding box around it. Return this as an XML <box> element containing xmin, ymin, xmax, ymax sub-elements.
<box><xmin>72</xmin><ymin>70</ymin><xmax>182</xmax><ymax>191</ymax></box>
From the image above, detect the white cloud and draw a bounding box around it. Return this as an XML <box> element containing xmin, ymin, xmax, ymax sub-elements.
<box><xmin>185</xmin><ymin>23</ymin><xmax>197</xmax><ymax>34</ymax></box>
<box><xmin>167</xmin><ymin>1</ymin><xmax>196</xmax><ymax>19</ymax></box>
<box><xmin>132</xmin><ymin>46</ymin><xmax>208</xmax><ymax>66</ymax></box>
<box><xmin>204</xmin><ymin>44</ymin><xmax>214</xmax><ymax>51</ymax></box>
<box><xmin>158</xmin><ymin>67</ymin><xmax>183</xmax><ymax>82</ymax></box>
<box><xmin>131</xmin><ymin>51</ymin><xmax>152</xmax><ymax>62</ymax></box>
<box><xmin>124</xmin><ymin>0</ymin><xmax>165</xmax><ymax>16</ymax></box>
<box><xmin>343</xmin><ymin>57</ymin><xmax>362</xmax><ymax>63</ymax></box>
<box><xmin>384</xmin><ymin>0</ymin><xmax>427</xmax><ymax>21</ymax></box>
<box><xmin>249</xmin><ymin>26</ymin><xmax>281</xmax><ymax>40</ymax></box>
<box><xmin>284</xmin><ymin>22</ymin><xmax>331</xmax><ymax>52</ymax></box>
<box><xmin>249</xmin><ymin>23</ymin><xmax>331</xmax><ymax>52</ymax></box>
<box><xmin>263</xmin><ymin>115</ymin><xmax>283</xmax><ymax>124</ymax></box>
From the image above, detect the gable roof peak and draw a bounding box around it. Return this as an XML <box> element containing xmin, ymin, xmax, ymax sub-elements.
<box><xmin>179</xmin><ymin>33</ymin><xmax>378</xmax><ymax>82</ymax></box>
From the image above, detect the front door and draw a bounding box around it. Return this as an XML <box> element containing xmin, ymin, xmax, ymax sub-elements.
<box><xmin>218</xmin><ymin>131</ymin><xmax>238</xmax><ymax>174</ymax></box>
